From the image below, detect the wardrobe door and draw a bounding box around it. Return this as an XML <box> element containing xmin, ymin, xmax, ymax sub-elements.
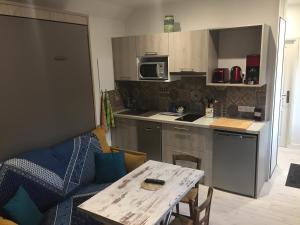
<box><xmin>0</xmin><ymin>15</ymin><xmax>94</xmax><ymax>160</ymax></box>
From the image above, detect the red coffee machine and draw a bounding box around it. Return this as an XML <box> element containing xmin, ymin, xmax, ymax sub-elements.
<box><xmin>246</xmin><ymin>55</ymin><xmax>260</xmax><ymax>84</ymax></box>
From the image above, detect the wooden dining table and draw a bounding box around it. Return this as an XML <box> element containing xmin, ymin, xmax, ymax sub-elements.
<box><xmin>78</xmin><ymin>160</ymin><xmax>204</xmax><ymax>225</ymax></box>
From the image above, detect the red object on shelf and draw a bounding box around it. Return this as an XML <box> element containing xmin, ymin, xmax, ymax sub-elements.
<box><xmin>246</xmin><ymin>55</ymin><xmax>260</xmax><ymax>84</ymax></box>
<box><xmin>212</xmin><ymin>68</ymin><xmax>229</xmax><ymax>83</ymax></box>
<box><xmin>230</xmin><ymin>66</ymin><xmax>242</xmax><ymax>83</ymax></box>
<box><xmin>247</xmin><ymin>55</ymin><xmax>260</xmax><ymax>67</ymax></box>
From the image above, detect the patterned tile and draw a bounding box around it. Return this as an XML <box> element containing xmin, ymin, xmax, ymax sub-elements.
<box><xmin>116</xmin><ymin>78</ymin><xmax>267</xmax><ymax>120</ymax></box>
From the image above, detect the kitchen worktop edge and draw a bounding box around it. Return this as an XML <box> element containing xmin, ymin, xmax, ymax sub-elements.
<box><xmin>113</xmin><ymin>110</ymin><xmax>267</xmax><ymax>134</ymax></box>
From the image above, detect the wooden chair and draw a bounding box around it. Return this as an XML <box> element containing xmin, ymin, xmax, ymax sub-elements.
<box><xmin>173</xmin><ymin>154</ymin><xmax>202</xmax><ymax>218</ymax></box>
<box><xmin>170</xmin><ymin>187</ymin><xmax>214</xmax><ymax>225</ymax></box>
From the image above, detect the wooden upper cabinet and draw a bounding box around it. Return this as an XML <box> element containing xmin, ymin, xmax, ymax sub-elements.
<box><xmin>136</xmin><ymin>33</ymin><xmax>169</xmax><ymax>56</ymax></box>
<box><xmin>169</xmin><ymin>30</ymin><xmax>208</xmax><ymax>73</ymax></box>
<box><xmin>112</xmin><ymin>36</ymin><xmax>138</xmax><ymax>81</ymax></box>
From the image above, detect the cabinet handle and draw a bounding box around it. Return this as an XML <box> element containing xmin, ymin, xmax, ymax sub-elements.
<box><xmin>144</xmin><ymin>52</ymin><xmax>158</xmax><ymax>55</ymax></box>
<box><xmin>180</xmin><ymin>68</ymin><xmax>194</xmax><ymax>72</ymax></box>
<box><xmin>174</xmin><ymin>127</ymin><xmax>189</xmax><ymax>132</ymax></box>
<box><xmin>145</xmin><ymin>128</ymin><xmax>153</xmax><ymax>131</ymax></box>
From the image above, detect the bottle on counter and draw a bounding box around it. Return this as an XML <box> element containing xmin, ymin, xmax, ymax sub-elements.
<box><xmin>205</xmin><ymin>97</ymin><xmax>215</xmax><ymax>118</ymax></box>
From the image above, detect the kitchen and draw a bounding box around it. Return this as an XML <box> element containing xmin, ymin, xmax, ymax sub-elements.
<box><xmin>109</xmin><ymin>24</ymin><xmax>270</xmax><ymax>198</ymax></box>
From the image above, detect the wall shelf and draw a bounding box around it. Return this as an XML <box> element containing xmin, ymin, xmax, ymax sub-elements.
<box><xmin>207</xmin><ymin>24</ymin><xmax>270</xmax><ymax>87</ymax></box>
<box><xmin>206</xmin><ymin>83</ymin><xmax>265</xmax><ymax>88</ymax></box>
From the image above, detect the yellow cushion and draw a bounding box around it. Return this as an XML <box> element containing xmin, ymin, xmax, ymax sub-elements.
<box><xmin>0</xmin><ymin>217</ymin><xmax>17</xmax><ymax>225</ymax></box>
<box><xmin>112</xmin><ymin>149</ymin><xmax>147</xmax><ymax>172</ymax></box>
<box><xmin>92</xmin><ymin>127</ymin><xmax>147</xmax><ymax>172</ymax></box>
<box><xmin>92</xmin><ymin>127</ymin><xmax>111</xmax><ymax>153</ymax></box>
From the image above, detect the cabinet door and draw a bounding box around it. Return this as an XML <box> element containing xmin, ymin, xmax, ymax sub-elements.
<box><xmin>162</xmin><ymin>124</ymin><xmax>213</xmax><ymax>185</ymax></box>
<box><xmin>112</xmin><ymin>37</ymin><xmax>137</xmax><ymax>81</ymax></box>
<box><xmin>136</xmin><ymin>33</ymin><xmax>169</xmax><ymax>56</ymax></box>
<box><xmin>169</xmin><ymin>30</ymin><xmax>208</xmax><ymax>73</ymax></box>
<box><xmin>162</xmin><ymin>145</ymin><xmax>212</xmax><ymax>186</ymax></box>
<box><xmin>111</xmin><ymin>118</ymin><xmax>138</xmax><ymax>150</ymax></box>
<box><xmin>162</xmin><ymin>124</ymin><xmax>204</xmax><ymax>151</ymax></box>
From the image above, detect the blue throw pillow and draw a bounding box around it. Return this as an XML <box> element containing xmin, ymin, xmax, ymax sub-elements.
<box><xmin>3</xmin><ymin>186</ymin><xmax>43</xmax><ymax>225</ymax></box>
<box><xmin>95</xmin><ymin>152</ymin><xmax>127</xmax><ymax>184</ymax></box>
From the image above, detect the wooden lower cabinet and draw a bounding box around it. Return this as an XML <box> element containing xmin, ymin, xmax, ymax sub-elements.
<box><xmin>162</xmin><ymin>124</ymin><xmax>213</xmax><ymax>185</ymax></box>
<box><xmin>112</xmin><ymin>119</ymin><xmax>214</xmax><ymax>185</ymax></box>
<box><xmin>111</xmin><ymin>118</ymin><xmax>138</xmax><ymax>151</ymax></box>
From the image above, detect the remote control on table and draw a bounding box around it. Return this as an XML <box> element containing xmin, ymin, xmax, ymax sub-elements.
<box><xmin>144</xmin><ymin>179</ymin><xmax>165</xmax><ymax>185</ymax></box>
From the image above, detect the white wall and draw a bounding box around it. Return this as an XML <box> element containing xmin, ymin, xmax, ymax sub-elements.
<box><xmin>88</xmin><ymin>17</ymin><xmax>125</xmax><ymax>125</ymax></box>
<box><xmin>290</xmin><ymin>44</ymin><xmax>300</xmax><ymax>148</ymax></box>
<box><xmin>286</xmin><ymin>4</ymin><xmax>300</xmax><ymax>39</ymax></box>
<box><xmin>285</xmin><ymin>5</ymin><xmax>300</xmax><ymax>148</ymax></box>
<box><xmin>125</xmin><ymin>0</ymin><xmax>279</xmax><ymax>35</ymax></box>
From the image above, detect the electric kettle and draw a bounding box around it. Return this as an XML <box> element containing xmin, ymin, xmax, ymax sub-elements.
<box><xmin>230</xmin><ymin>66</ymin><xmax>243</xmax><ymax>83</ymax></box>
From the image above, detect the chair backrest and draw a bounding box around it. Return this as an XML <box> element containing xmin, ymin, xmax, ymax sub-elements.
<box><xmin>173</xmin><ymin>154</ymin><xmax>202</xmax><ymax>170</ymax></box>
<box><xmin>194</xmin><ymin>187</ymin><xmax>213</xmax><ymax>225</ymax></box>
<box><xmin>173</xmin><ymin>154</ymin><xmax>202</xmax><ymax>188</ymax></box>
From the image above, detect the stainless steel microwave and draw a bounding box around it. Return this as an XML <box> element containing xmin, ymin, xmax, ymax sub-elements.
<box><xmin>138</xmin><ymin>56</ymin><xmax>168</xmax><ymax>80</ymax></box>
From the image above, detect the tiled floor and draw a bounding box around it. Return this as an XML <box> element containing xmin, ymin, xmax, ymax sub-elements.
<box><xmin>179</xmin><ymin>147</ymin><xmax>300</xmax><ymax>225</ymax></box>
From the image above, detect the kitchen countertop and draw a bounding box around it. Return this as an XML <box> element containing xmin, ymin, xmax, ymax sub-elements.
<box><xmin>114</xmin><ymin>110</ymin><xmax>268</xmax><ymax>134</ymax></box>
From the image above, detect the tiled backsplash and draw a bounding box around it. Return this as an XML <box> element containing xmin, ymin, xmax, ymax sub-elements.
<box><xmin>116</xmin><ymin>77</ymin><xmax>266</xmax><ymax>120</ymax></box>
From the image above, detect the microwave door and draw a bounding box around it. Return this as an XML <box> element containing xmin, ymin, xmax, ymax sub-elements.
<box><xmin>139</xmin><ymin>63</ymin><xmax>159</xmax><ymax>80</ymax></box>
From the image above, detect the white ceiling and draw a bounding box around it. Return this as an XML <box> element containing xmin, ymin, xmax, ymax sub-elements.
<box><xmin>288</xmin><ymin>0</ymin><xmax>300</xmax><ymax>4</ymax></box>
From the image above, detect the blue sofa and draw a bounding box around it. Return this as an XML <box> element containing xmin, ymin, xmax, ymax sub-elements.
<box><xmin>0</xmin><ymin>133</ymin><xmax>110</xmax><ymax>225</ymax></box>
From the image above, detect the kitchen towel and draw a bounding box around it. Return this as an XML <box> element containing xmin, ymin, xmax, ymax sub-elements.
<box><xmin>100</xmin><ymin>91</ymin><xmax>115</xmax><ymax>130</ymax></box>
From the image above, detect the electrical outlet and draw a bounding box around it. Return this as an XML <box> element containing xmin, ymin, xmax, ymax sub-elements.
<box><xmin>238</xmin><ymin>106</ymin><xmax>246</xmax><ymax>112</ymax></box>
<box><xmin>159</xmin><ymin>87</ymin><xmax>169</xmax><ymax>97</ymax></box>
<box><xmin>238</xmin><ymin>106</ymin><xmax>255</xmax><ymax>113</ymax></box>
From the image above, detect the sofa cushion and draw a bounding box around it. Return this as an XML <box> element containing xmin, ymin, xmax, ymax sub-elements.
<box><xmin>0</xmin><ymin>217</ymin><xmax>17</xmax><ymax>225</ymax></box>
<box><xmin>0</xmin><ymin>133</ymin><xmax>101</xmax><ymax>212</ymax></box>
<box><xmin>95</xmin><ymin>152</ymin><xmax>127</xmax><ymax>184</ymax></box>
<box><xmin>92</xmin><ymin>127</ymin><xmax>111</xmax><ymax>153</ymax></box>
<box><xmin>111</xmin><ymin>148</ymin><xmax>147</xmax><ymax>172</ymax></box>
<box><xmin>3</xmin><ymin>186</ymin><xmax>43</xmax><ymax>225</ymax></box>
<box><xmin>42</xmin><ymin>183</ymin><xmax>111</xmax><ymax>225</ymax></box>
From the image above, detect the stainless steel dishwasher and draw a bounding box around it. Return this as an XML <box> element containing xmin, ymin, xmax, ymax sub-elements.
<box><xmin>137</xmin><ymin>121</ymin><xmax>162</xmax><ymax>161</ymax></box>
<box><xmin>213</xmin><ymin>130</ymin><xmax>258</xmax><ymax>197</ymax></box>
